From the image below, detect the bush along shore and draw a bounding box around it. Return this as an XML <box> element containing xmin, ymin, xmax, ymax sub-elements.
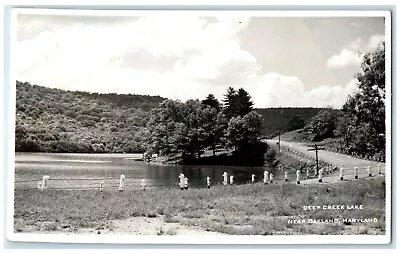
<box><xmin>14</xmin><ymin>177</ymin><xmax>385</xmax><ymax>235</ymax></box>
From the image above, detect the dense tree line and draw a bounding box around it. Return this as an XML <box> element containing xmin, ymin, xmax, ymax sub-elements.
<box><xmin>15</xmin><ymin>81</ymin><xmax>164</xmax><ymax>153</ymax></box>
<box><xmin>307</xmin><ymin>42</ymin><xmax>386</xmax><ymax>159</ymax></box>
<box><xmin>15</xmin><ymin>81</ymin><xmax>321</xmax><ymax>157</ymax></box>
<box><xmin>144</xmin><ymin>87</ymin><xmax>268</xmax><ymax>165</ymax></box>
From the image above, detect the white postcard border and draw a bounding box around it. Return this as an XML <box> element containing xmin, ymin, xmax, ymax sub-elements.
<box><xmin>5</xmin><ymin>7</ymin><xmax>393</xmax><ymax>245</ymax></box>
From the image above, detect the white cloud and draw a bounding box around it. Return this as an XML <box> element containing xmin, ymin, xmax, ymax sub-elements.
<box><xmin>367</xmin><ymin>34</ymin><xmax>385</xmax><ymax>50</ymax></box>
<box><xmin>175</xmin><ymin>40</ymin><xmax>259</xmax><ymax>84</ymax></box>
<box><xmin>327</xmin><ymin>48</ymin><xmax>363</xmax><ymax>69</ymax></box>
<box><xmin>349</xmin><ymin>37</ymin><xmax>362</xmax><ymax>51</ymax></box>
<box><xmin>16</xmin><ymin>15</ymin><xmax>253</xmax><ymax>96</ymax></box>
<box><xmin>246</xmin><ymin>74</ymin><xmax>358</xmax><ymax>108</ymax></box>
<box><xmin>327</xmin><ymin>34</ymin><xmax>385</xmax><ymax>69</ymax></box>
<box><xmin>16</xmin><ymin>15</ymin><xmax>360</xmax><ymax>109</ymax></box>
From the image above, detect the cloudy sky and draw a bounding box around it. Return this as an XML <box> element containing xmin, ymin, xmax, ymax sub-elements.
<box><xmin>16</xmin><ymin>12</ymin><xmax>385</xmax><ymax>108</ymax></box>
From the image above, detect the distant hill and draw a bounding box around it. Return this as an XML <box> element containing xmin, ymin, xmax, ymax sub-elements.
<box><xmin>255</xmin><ymin>107</ymin><xmax>323</xmax><ymax>137</ymax></box>
<box><xmin>15</xmin><ymin>81</ymin><xmax>323</xmax><ymax>153</ymax></box>
<box><xmin>15</xmin><ymin>81</ymin><xmax>165</xmax><ymax>153</ymax></box>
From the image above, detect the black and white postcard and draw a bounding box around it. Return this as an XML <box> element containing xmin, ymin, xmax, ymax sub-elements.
<box><xmin>6</xmin><ymin>8</ymin><xmax>392</xmax><ymax>245</ymax></box>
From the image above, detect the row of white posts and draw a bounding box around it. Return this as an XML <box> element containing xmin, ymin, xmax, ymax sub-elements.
<box><xmin>222</xmin><ymin>171</ymin><xmax>275</xmax><ymax>185</ymax></box>
<box><xmin>117</xmin><ymin>175</ymin><xmax>148</xmax><ymax>191</ymax></box>
<box><xmin>283</xmin><ymin>171</ymin><xmax>301</xmax><ymax>184</ymax></box>
<box><xmin>282</xmin><ymin>165</ymin><xmax>381</xmax><ymax>184</ymax></box>
<box><xmin>112</xmin><ymin>174</ymin><xmax>148</xmax><ymax>192</ymax></box>
<box><xmin>219</xmin><ymin>165</ymin><xmax>381</xmax><ymax>186</ymax></box>
<box><xmin>37</xmin><ymin>165</ymin><xmax>382</xmax><ymax>191</ymax></box>
<box><xmin>37</xmin><ymin>174</ymin><xmax>145</xmax><ymax>192</ymax></box>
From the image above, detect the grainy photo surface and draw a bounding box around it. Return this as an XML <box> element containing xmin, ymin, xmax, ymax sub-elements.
<box><xmin>9</xmin><ymin>9</ymin><xmax>391</xmax><ymax>244</ymax></box>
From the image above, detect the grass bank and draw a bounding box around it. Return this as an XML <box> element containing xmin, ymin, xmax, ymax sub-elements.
<box><xmin>14</xmin><ymin>177</ymin><xmax>385</xmax><ymax>235</ymax></box>
<box><xmin>275</xmin><ymin>152</ymin><xmax>316</xmax><ymax>175</ymax></box>
<box><xmin>268</xmin><ymin>143</ymin><xmax>320</xmax><ymax>179</ymax></box>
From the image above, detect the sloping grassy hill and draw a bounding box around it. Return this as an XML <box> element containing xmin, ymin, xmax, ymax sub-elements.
<box><xmin>15</xmin><ymin>81</ymin><xmax>165</xmax><ymax>153</ymax></box>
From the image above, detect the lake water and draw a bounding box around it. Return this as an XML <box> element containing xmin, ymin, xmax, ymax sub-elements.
<box><xmin>14</xmin><ymin>153</ymin><xmax>273</xmax><ymax>190</ymax></box>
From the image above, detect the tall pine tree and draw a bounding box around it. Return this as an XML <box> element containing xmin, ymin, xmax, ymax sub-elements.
<box><xmin>222</xmin><ymin>87</ymin><xmax>238</xmax><ymax>119</ymax></box>
<box><xmin>223</xmin><ymin>87</ymin><xmax>254</xmax><ymax>119</ymax></box>
<box><xmin>202</xmin><ymin>94</ymin><xmax>221</xmax><ymax>111</ymax></box>
<box><xmin>237</xmin><ymin>88</ymin><xmax>254</xmax><ymax>116</ymax></box>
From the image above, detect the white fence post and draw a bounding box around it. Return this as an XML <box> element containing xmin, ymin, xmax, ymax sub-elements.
<box><xmin>284</xmin><ymin>172</ymin><xmax>288</xmax><ymax>182</ymax></box>
<box><xmin>340</xmin><ymin>168</ymin><xmax>344</xmax><ymax>181</ymax></box>
<box><xmin>251</xmin><ymin>174</ymin><xmax>255</xmax><ymax>183</ymax></box>
<box><xmin>37</xmin><ymin>181</ymin><xmax>42</xmax><ymax>190</ymax></box>
<box><xmin>184</xmin><ymin>177</ymin><xmax>189</xmax><ymax>190</ymax></box>
<box><xmin>368</xmin><ymin>166</ymin><xmax>372</xmax><ymax>177</ymax></box>
<box><xmin>296</xmin><ymin>170</ymin><xmax>300</xmax><ymax>184</ymax></box>
<box><xmin>118</xmin><ymin>174</ymin><xmax>125</xmax><ymax>191</ymax></box>
<box><xmin>207</xmin><ymin>177</ymin><xmax>211</xmax><ymax>189</ymax></box>
<box><xmin>269</xmin><ymin>173</ymin><xmax>274</xmax><ymax>183</ymax></box>
<box><xmin>41</xmin><ymin>175</ymin><xmax>49</xmax><ymax>190</ymax></box>
<box><xmin>318</xmin><ymin>170</ymin><xmax>323</xmax><ymax>183</ymax></box>
<box><xmin>230</xmin><ymin>175</ymin><xmax>234</xmax><ymax>185</ymax></box>
<box><xmin>179</xmin><ymin>173</ymin><xmax>185</xmax><ymax>190</ymax></box>
<box><xmin>263</xmin><ymin>171</ymin><xmax>269</xmax><ymax>184</ymax></box>
<box><xmin>141</xmin><ymin>179</ymin><xmax>146</xmax><ymax>190</ymax></box>
<box><xmin>223</xmin><ymin>172</ymin><xmax>228</xmax><ymax>186</ymax></box>
<box><xmin>354</xmin><ymin>167</ymin><xmax>358</xmax><ymax>179</ymax></box>
<box><xmin>306</xmin><ymin>169</ymin><xmax>310</xmax><ymax>179</ymax></box>
<box><xmin>100</xmin><ymin>181</ymin><xmax>105</xmax><ymax>192</ymax></box>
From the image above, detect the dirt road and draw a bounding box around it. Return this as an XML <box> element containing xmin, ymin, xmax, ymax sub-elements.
<box><xmin>265</xmin><ymin>139</ymin><xmax>387</xmax><ymax>184</ymax></box>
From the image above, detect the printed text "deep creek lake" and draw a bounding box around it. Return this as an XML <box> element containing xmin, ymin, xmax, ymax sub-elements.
<box><xmin>303</xmin><ymin>205</ymin><xmax>364</xmax><ymax>210</ymax></box>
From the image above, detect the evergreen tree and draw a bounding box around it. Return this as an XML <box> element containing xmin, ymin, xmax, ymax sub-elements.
<box><xmin>237</xmin><ymin>88</ymin><xmax>254</xmax><ymax>116</ymax></box>
<box><xmin>201</xmin><ymin>94</ymin><xmax>221</xmax><ymax>111</ymax></box>
<box><xmin>222</xmin><ymin>87</ymin><xmax>238</xmax><ymax>119</ymax></box>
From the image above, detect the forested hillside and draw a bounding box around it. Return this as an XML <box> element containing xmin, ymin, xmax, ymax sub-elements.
<box><xmin>15</xmin><ymin>81</ymin><xmax>324</xmax><ymax>154</ymax></box>
<box><xmin>255</xmin><ymin>107</ymin><xmax>322</xmax><ymax>137</ymax></box>
<box><xmin>15</xmin><ymin>81</ymin><xmax>164</xmax><ymax>153</ymax></box>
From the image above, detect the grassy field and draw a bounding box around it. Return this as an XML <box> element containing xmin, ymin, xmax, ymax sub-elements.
<box><xmin>14</xmin><ymin>176</ymin><xmax>386</xmax><ymax>235</ymax></box>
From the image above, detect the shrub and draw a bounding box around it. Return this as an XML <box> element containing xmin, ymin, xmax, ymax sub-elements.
<box><xmin>288</xmin><ymin>116</ymin><xmax>305</xmax><ymax>131</ymax></box>
<box><xmin>265</xmin><ymin>148</ymin><xmax>277</xmax><ymax>165</ymax></box>
<box><xmin>308</xmin><ymin>108</ymin><xmax>339</xmax><ymax>141</ymax></box>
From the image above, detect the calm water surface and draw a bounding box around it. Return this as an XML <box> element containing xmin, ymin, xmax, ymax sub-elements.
<box><xmin>15</xmin><ymin>153</ymin><xmax>273</xmax><ymax>190</ymax></box>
